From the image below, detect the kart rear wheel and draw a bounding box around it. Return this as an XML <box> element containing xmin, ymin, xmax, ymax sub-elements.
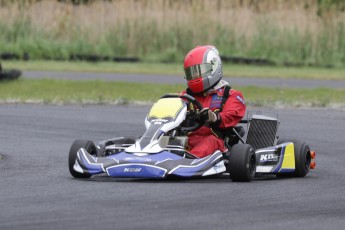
<box><xmin>228</xmin><ymin>144</ymin><xmax>256</xmax><ymax>182</ymax></box>
<box><xmin>277</xmin><ymin>139</ymin><xmax>311</xmax><ymax>177</ymax></box>
<box><xmin>68</xmin><ymin>140</ymin><xmax>97</xmax><ymax>178</ymax></box>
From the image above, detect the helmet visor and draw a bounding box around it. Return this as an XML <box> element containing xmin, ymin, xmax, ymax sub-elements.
<box><xmin>184</xmin><ymin>63</ymin><xmax>213</xmax><ymax>80</ymax></box>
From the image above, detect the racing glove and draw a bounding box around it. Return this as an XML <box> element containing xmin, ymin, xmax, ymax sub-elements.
<box><xmin>199</xmin><ymin>108</ymin><xmax>221</xmax><ymax>125</ymax></box>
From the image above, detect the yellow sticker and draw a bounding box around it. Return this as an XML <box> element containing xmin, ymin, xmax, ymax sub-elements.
<box><xmin>280</xmin><ymin>143</ymin><xmax>296</xmax><ymax>170</ymax></box>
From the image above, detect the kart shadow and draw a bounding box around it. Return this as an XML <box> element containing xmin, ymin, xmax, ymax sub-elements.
<box><xmin>72</xmin><ymin>173</ymin><xmax>295</xmax><ymax>183</ymax></box>
<box><xmin>75</xmin><ymin>174</ymin><xmax>235</xmax><ymax>184</ymax></box>
<box><xmin>70</xmin><ymin>173</ymin><xmax>315</xmax><ymax>183</ymax></box>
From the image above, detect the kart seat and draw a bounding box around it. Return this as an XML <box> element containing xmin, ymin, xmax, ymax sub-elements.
<box><xmin>223</xmin><ymin>126</ymin><xmax>245</xmax><ymax>147</ymax></box>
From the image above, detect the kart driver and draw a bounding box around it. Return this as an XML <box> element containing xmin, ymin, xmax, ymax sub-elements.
<box><xmin>182</xmin><ymin>45</ymin><xmax>246</xmax><ymax>158</ymax></box>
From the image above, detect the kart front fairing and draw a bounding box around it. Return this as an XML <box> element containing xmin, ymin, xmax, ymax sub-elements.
<box><xmin>74</xmin><ymin>148</ymin><xmax>226</xmax><ymax>178</ymax></box>
<box><xmin>73</xmin><ymin>96</ymin><xmax>227</xmax><ymax>178</ymax></box>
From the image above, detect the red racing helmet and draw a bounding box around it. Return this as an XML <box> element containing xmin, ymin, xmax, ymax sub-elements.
<box><xmin>183</xmin><ymin>45</ymin><xmax>223</xmax><ymax>93</ymax></box>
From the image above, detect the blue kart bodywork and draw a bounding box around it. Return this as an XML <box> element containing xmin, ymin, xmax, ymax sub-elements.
<box><xmin>74</xmin><ymin>148</ymin><xmax>226</xmax><ymax>178</ymax></box>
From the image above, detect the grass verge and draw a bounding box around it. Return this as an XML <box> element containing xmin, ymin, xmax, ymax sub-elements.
<box><xmin>1</xmin><ymin>1</ymin><xmax>345</xmax><ymax>66</ymax></box>
<box><xmin>3</xmin><ymin>60</ymin><xmax>345</xmax><ymax>80</ymax></box>
<box><xmin>0</xmin><ymin>79</ymin><xmax>344</xmax><ymax>108</ymax></box>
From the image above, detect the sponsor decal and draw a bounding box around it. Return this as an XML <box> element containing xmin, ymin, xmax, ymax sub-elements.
<box><xmin>124</xmin><ymin>168</ymin><xmax>142</xmax><ymax>173</ymax></box>
<box><xmin>210</xmin><ymin>94</ymin><xmax>222</xmax><ymax>109</ymax></box>
<box><xmin>260</xmin><ymin>153</ymin><xmax>278</xmax><ymax>162</ymax></box>
<box><xmin>151</xmin><ymin>118</ymin><xmax>169</xmax><ymax>125</ymax></box>
<box><xmin>124</xmin><ymin>157</ymin><xmax>152</xmax><ymax>162</ymax></box>
<box><xmin>213</xmin><ymin>161</ymin><xmax>226</xmax><ymax>173</ymax></box>
<box><xmin>152</xmin><ymin>118</ymin><xmax>168</xmax><ymax>123</ymax></box>
<box><xmin>236</xmin><ymin>95</ymin><xmax>245</xmax><ymax>105</ymax></box>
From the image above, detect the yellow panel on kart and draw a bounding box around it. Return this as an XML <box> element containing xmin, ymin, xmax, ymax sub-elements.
<box><xmin>280</xmin><ymin>142</ymin><xmax>295</xmax><ymax>171</ymax></box>
<box><xmin>148</xmin><ymin>98</ymin><xmax>184</xmax><ymax>119</ymax></box>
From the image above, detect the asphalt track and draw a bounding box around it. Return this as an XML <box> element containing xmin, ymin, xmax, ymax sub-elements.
<box><xmin>22</xmin><ymin>70</ymin><xmax>345</xmax><ymax>88</ymax></box>
<box><xmin>0</xmin><ymin>104</ymin><xmax>344</xmax><ymax>230</ymax></box>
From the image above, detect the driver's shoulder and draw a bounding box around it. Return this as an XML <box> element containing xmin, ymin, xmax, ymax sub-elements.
<box><xmin>229</xmin><ymin>88</ymin><xmax>244</xmax><ymax>97</ymax></box>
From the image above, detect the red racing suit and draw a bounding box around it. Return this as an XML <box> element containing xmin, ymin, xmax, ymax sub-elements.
<box><xmin>183</xmin><ymin>86</ymin><xmax>246</xmax><ymax>158</ymax></box>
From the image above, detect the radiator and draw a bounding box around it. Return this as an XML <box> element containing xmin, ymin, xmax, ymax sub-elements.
<box><xmin>246</xmin><ymin>115</ymin><xmax>279</xmax><ymax>150</ymax></box>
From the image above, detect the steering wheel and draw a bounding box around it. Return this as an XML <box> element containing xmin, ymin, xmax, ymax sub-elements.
<box><xmin>160</xmin><ymin>94</ymin><xmax>204</xmax><ymax>132</ymax></box>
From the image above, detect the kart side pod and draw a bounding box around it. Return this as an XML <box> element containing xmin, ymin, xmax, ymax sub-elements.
<box><xmin>255</xmin><ymin>142</ymin><xmax>296</xmax><ymax>174</ymax></box>
<box><xmin>255</xmin><ymin>142</ymin><xmax>316</xmax><ymax>175</ymax></box>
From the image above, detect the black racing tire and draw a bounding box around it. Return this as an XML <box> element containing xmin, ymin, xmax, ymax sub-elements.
<box><xmin>0</xmin><ymin>69</ymin><xmax>21</xmax><ymax>80</ymax></box>
<box><xmin>68</xmin><ymin>140</ymin><xmax>97</xmax><ymax>178</ymax></box>
<box><xmin>228</xmin><ymin>144</ymin><xmax>256</xmax><ymax>182</ymax></box>
<box><xmin>277</xmin><ymin>139</ymin><xmax>311</xmax><ymax>177</ymax></box>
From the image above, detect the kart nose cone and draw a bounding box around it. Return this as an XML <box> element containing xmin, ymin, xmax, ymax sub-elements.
<box><xmin>106</xmin><ymin>164</ymin><xmax>167</xmax><ymax>178</ymax></box>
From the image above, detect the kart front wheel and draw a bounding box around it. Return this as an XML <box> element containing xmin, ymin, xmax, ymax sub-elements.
<box><xmin>228</xmin><ymin>144</ymin><xmax>256</xmax><ymax>182</ymax></box>
<box><xmin>68</xmin><ymin>140</ymin><xmax>97</xmax><ymax>178</ymax></box>
<box><xmin>277</xmin><ymin>139</ymin><xmax>311</xmax><ymax>177</ymax></box>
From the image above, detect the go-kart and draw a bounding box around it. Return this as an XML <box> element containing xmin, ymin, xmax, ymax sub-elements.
<box><xmin>0</xmin><ymin>63</ymin><xmax>21</xmax><ymax>81</ymax></box>
<box><xmin>68</xmin><ymin>94</ymin><xmax>316</xmax><ymax>182</ymax></box>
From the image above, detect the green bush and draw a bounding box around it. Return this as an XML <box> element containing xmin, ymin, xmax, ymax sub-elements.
<box><xmin>1</xmin><ymin>0</ymin><xmax>345</xmax><ymax>67</ymax></box>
